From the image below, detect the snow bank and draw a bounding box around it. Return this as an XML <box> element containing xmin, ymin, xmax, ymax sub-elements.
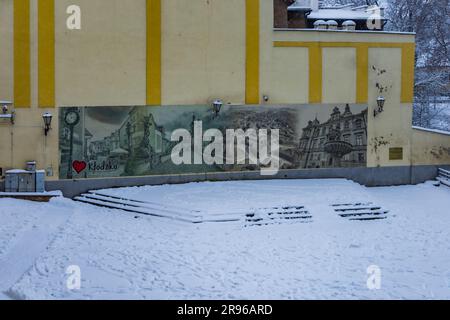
<box><xmin>1</xmin><ymin>179</ymin><xmax>450</xmax><ymax>299</ymax></box>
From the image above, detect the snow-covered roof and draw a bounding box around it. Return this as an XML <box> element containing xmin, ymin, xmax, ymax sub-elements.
<box><xmin>288</xmin><ymin>0</ymin><xmax>313</xmax><ymax>11</ymax></box>
<box><xmin>288</xmin><ymin>1</ymin><xmax>385</xmax><ymax>21</ymax></box>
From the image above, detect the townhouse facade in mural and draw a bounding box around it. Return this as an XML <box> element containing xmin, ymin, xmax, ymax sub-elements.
<box><xmin>0</xmin><ymin>0</ymin><xmax>449</xmax><ymax>189</ymax></box>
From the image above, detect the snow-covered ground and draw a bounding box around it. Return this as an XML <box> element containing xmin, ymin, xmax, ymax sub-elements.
<box><xmin>1</xmin><ymin>179</ymin><xmax>450</xmax><ymax>300</ymax></box>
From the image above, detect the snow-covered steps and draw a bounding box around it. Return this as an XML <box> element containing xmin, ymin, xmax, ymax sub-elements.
<box><xmin>244</xmin><ymin>205</ymin><xmax>312</xmax><ymax>227</ymax></box>
<box><xmin>331</xmin><ymin>202</ymin><xmax>389</xmax><ymax>221</ymax></box>
<box><xmin>74</xmin><ymin>192</ymin><xmax>203</xmax><ymax>223</ymax></box>
<box><xmin>437</xmin><ymin>168</ymin><xmax>450</xmax><ymax>188</ymax></box>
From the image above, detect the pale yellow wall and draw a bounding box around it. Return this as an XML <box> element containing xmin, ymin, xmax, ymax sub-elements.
<box><xmin>366</xmin><ymin>48</ymin><xmax>413</xmax><ymax>167</ymax></box>
<box><xmin>412</xmin><ymin>129</ymin><xmax>450</xmax><ymax>165</ymax></box>
<box><xmin>262</xmin><ymin>47</ymin><xmax>309</xmax><ymax>104</ymax></box>
<box><xmin>55</xmin><ymin>0</ymin><xmax>147</xmax><ymax>107</ymax></box>
<box><xmin>0</xmin><ymin>0</ymin><xmax>13</xmax><ymax>102</ymax></box>
<box><xmin>0</xmin><ymin>0</ymin><xmax>57</xmax><ymax>177</ymax></box>
<box><xmin>162</xmin><ymin>0</ymin><xmax>246</xmax><ymax>105</ymax></box>
<box><xmin>322</xmin><ymin>47</ymin><xmax>356</xmax><ymax>104</ymax></box>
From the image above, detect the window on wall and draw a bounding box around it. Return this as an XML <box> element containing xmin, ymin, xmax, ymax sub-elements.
<box><xmin>356</xmin><ymin>134</ymin><xmax>363</xmax><ymax>146</ymax></box>
<box><xmin>358</xmin><ymin>153</ymin><xmax>365</xmax><ymax>162</ymax></box>
<box><xmin>343</xmin><ymin>135</ymin><xmax>350</xmax><ymax>143</ymax></box>
<box><xmin>355</xmin><ymin>119</ymin><xmax>363</xmax><ymax>129</ymax></box>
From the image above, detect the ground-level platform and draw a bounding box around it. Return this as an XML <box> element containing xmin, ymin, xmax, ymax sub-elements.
<box><xmin>42</xmin><ymin>164</ymin><xmax>450</xmax><ymax>198</ymax></box>
<box><xmin>0</xmin><ymin>191</ymin><xmax>62</xmax><ymax>202</ymax></box>
<box><xmin>1</xmin><ymin>178</ymin><xmax>449</xmax><ymax>299</ymax></box>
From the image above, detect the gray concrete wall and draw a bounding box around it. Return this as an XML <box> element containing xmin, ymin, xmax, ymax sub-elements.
<box><xmin>43</xmin><ymin>164</ymin><xmax>450</xmax><ymax>199</ymax></box>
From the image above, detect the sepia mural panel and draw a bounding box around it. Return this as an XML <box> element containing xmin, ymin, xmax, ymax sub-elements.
<box><xmin>59</xmin><ymin>104</ymin><xmax>368</xmax><ymax>179</ymax></box>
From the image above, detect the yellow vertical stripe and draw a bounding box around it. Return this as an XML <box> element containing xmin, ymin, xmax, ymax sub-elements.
<box><xmin>356</xmin><ymin>44</ymin><xmax>368</xmax><ymax>104</ymax></box>
<box><xmin>245</xmin><ymin>0</ymin><xmax>259</xmax><ymax>104</ymax></box>
<box><xmin>401</xmin><ymin>43</ymin><xmax>415</xmax><ymax>103</ymax></box>
<box><xmin>38</xmin><ymin>0</ymin><xmax>55</xmax><ymax>108</ymax></box>
<box><xmin>14</xmin><ymin>0</ymin><xmax>31</xmax><ymax>108</ymax></box>
<box><xmin>309</xmin><ymin>44</ymin><xmax>322</xmax><ymax>104</ymax></box>
<box><xmin>146</xmin><ymin>0</ymin><xmax>161</xmax><ymax>106</ymax></box>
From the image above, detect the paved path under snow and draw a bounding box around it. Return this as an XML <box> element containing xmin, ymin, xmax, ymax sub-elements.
<box><xmin>1</xmin><ymin>180</ymin><xmax>450</xmax><ymax>299</ymax></box>
<box><xmin>0</xmin><ymin>199</ymin><xmax>73</xmax><ymax>299</ymax></box>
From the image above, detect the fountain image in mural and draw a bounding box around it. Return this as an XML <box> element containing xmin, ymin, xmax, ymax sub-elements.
<box><xmin>298</xmin><ymin>105</ymin><xmax>368</xmax><ymax>169</ymax></box>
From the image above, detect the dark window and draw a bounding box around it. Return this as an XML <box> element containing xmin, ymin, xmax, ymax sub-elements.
<box><xmin>358</xmin><ymin>153</ymin><xmax>365</xmax><ymax>162</ymax></box>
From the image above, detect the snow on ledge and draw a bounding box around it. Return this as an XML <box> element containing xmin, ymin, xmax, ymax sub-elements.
<box><xmin>273</xmin><ymin>28</ymin><xmax>416</xmax><ymax>36</ymax></box>
<box><xmin>0</xmin><ymin>190</ymin><xmax>63</xmax><ymax>197</ymax></box>
<box><xmin>412</xmin><ymin>126</ymin><xmax>450</xmax><ymax>136</ymax></box>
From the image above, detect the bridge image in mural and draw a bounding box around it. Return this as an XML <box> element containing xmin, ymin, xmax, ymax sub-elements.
<box><xmin>58</xmin><ymin>104</ymin><xmax>368</xmax><ymax>179</ymax></box>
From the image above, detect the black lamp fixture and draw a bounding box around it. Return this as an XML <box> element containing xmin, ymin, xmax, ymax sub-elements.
<box><xmin>0</xmin><ymin>101</ymin><xmax>15</xmax><ymax>124</ymax></box>
<box><xmin>212</xmin><ymin>99</ymin><xmax>223</xmax><ymax>117</ymax></box>
<box><xmin>43</xmin><ymin>112</ymin><xmax>53</xmax><ymax>136</ymax></box>
<box><xmin>373</xmin><ymin>96</ymin><xmax>385</xmax><ymax>117</ymax></box>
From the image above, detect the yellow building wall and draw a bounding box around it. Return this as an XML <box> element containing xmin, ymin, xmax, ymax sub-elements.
<box><xmin>1</xmin><ymin>0</ymin><xmax>59</xmax><ymax>178</ymax></box>
<box><xmin>412</xmin><ymin>129</ymin><xmax>450</xmax><ymax>165</ymax></box>
<box><xmin>55</xmin><ymin>0</ymin><xmax>147</xmax><ymax>107</ymax></box>
<box><xmin>366</xmin><ymin>48</ymin><xmax>413</xmax><ymax>167</ymax></box>
<box><xmin>1</xmin><ymin>0</ymin><xmax>448</xmax><ymax>182</ymax></box>
<box><xmin>0</xmin><ymin>0</ymin><xmax>13</xmax><ymax>103</ymax></box>
<box><xmin>162</xmin><ymin>0</ymin><xmax>246</xmax><ymax>105</ymax></box>
<box><xmin>322</xmin><ymin>47</ymin><xmax>356</xmax><ymax>104</ymax></box>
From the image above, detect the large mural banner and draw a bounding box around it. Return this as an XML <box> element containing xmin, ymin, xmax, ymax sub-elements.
<box><xmin>59</xmin><ymin>104</ymin><xmax>368</xmax><ymax>179</ymax></box>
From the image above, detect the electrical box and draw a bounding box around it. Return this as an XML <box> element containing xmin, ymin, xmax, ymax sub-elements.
<box><xmin>35</xmin><ymin>170</ymin><xmax>46</xmax><ymax>192</ymax></box>
<box><xmin>4</xmin><ymin>162</ymin><xmax>45</xmax><ymax>193</ymax></box>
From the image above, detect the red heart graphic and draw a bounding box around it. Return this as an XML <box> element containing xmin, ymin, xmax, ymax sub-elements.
<box><xmin>72</xmin><ymin>161</ymin><xmax>87</xmax><ymax>174</ymax></box>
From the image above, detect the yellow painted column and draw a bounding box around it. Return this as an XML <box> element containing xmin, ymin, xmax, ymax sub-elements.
<box><xmin>309</xmin><ymin>44</ymin><xmax>322</xmax><ymax>104</ymax></box>
<box><xmin>245</xmin><ymin>0</ymin><xmax>260</xmax><ymax>104</ymax></box>
<box><xmin>401</xmin><ymin>43</ymin><xmax>415</xmax><ymax>103</ymax></box>
<box><xmin>38</xmin><ymin>0</ymin><xmax>55</xmax><ymax>108</ymax></box>
<box><xmin>14</xmin><ymin>0</ymin><xmax>31</xmax><ymax>108</ymax></box>
<box><xmin>356</xmin><ymin>44</ymin><xmax>369</xmax><ymax>104</ymax></box>
<box><xmin>147</xmin><ymin>0</ymin><xmax>161</xmax><ymax>106</ymax></box>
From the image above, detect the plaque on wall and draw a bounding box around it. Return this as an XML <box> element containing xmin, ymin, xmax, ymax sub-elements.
<box><xmin>389</xmin><ymin>147</ymin><xmax>404</xmax><ymax>160</ymax></box>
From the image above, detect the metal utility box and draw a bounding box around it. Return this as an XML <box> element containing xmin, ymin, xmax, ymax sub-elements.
<box><xmin>5</xmin><ymin>172</ymin><xmax>20</xmax><ymax>192</ymax></box>
<box><xmin>18</xmin><ymin>172</ymin><xmax>35</xmax><ymax>192</ymax></box>
<box><xmin>35</xmin><ymin>170</ymin><xmax>46</xmax><ymax>192</ymax></box>
<box><xmin>5</xmin><ymin>170</ymin><xmax>35</xmax><ymax>192</ymax></box>
<box><xmin>5</xmin><ymin>169</ymin><xmax>41</xmax><ymax>193</ymax></box>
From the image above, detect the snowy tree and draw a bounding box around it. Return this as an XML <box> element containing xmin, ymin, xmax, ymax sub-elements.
<box><xmin>385</xmin><ymin>0</ymin><xmax>449</xmax><ymax>130</ymax></box>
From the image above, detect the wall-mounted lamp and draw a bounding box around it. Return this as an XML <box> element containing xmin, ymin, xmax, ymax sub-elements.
<box><xmin>212</xmin><ymin>99</ymin><xmax>223</xmax><ymax>117</ymax></box>
<box><xmin>373</xmin><ymin>96</ymin><xmax>386</xmax><ymax>117</ymax></box>
<box><xmin>43</xmin><ymin>112</ymin><xmax>53</xmax><ymax>136</ymax></box>
<box><xmin>0</xmin><ymin>102</ymin><xmax>15</xmax><ymax>124</ymax></box>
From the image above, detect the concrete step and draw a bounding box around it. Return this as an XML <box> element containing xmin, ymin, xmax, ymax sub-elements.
<box><xmin>74</xmin><ymin>195</ymin><xmax>202</xmax><ymax>223</ymax></box>
<box><xmin>81</xmin><ymin>193</ymin><xmax>201</xmax><ymax>220</ymax></box>
<box><xmin>244</xmin><ymin>206</ymin><xmax>313</xmax><ymax>227</ymax></box>
<box><xmin>437</xmin><ymin>176</ymin><xmax>450</xmax><ymax>188</ymax></box>
<box><xmin>331</xmin><ymin>202</ymin><xmax>389</xmax><ymax>221</ymax></box>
